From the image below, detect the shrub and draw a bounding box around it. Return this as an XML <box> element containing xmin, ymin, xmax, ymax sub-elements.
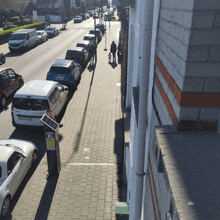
<box><xmin>0</xmin><ymin>22</ymin><xmax>44</xmax><ymax>36</ymax></box>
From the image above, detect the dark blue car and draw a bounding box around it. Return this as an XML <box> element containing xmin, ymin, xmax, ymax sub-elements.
<box><xmin>46</xmin><ymin>59</ymin><xmax>82</xmax><ymax>92</ymax></box>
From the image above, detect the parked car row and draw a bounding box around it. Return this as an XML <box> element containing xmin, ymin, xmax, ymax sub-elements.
<box><xmin>8</xmin><ymin>26</ymin><xmax>59</xmax><ymax>53</ymax></box>
<box><xmin>73</xmin><ymin>13</ymin><xmax>90</xmax><ymax>23</ymax></box>
<box><xmin>0</xmin><ymin>21</ymin><xmax>107</xmax><ymax>218</ymax></box>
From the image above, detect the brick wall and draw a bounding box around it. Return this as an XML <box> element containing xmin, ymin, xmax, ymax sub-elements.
<box><xmin>154</xmin><ymin>0</ymin><xmax>220</xmax><ymax>131</ymax></box>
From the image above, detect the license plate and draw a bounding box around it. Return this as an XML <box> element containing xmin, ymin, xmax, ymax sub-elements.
<box><xmin>56</xmin><ymin>77</ymin><xmax>64</xmax><ymax>80</ymax></box>
<box><xmin>19</xmin><ymin>116</ymin><xmax>32</xmax><ymax>120</ymax></box>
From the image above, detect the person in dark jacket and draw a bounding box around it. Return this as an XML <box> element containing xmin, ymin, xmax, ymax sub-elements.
<box><xmin>110</xmin><ymin>41</ymin><xmax>117</xmax><ymax>62</ymax></box>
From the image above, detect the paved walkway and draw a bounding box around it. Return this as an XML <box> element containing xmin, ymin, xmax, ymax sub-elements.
<box><xmin>7</xmin><ymin>21</ymin><xmax>126</xmax><ymax>220</ymax></box>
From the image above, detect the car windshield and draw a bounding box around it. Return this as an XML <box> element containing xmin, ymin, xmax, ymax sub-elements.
<box><xmin>75</xmin><ymin>16</ymin><xmax>81</xmax><ymax>18</ymax></box>
<box><xmin>45</xmin><ymin>28</ymin><xmax>53</xmax><ymax>31</ymax></box>
<box><xmin>50</xmin><ymin>67</ymin><xmax>71</xmax><ymax>74</ymax></box>
<box><xmin>13</xmin><ymin>98</ymin><xmax>49</xmax><ymax>110</ymax></box>
<box><xmin>10</xmin><ymin>34</ymin><xmax>26</xmax><ymax>40</ymax></box>
<box><xmin>37</xmin><ymin>32</ymin><xmax>42</xmax><ymax>35</ymax></box>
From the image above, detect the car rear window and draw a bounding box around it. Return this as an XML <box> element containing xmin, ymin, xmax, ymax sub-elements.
<box><xmin>50</xmin><ymin>67</ymin><xmax>71</xmax><ymax>74</ymax></box>
<box><xmin>12</xmin><ymin>98</ymin><xmax>49</xmax><ymax>110</ymax></box>
<box><xmin>77</xmin><ymin>43</ymin><xmax>85</xmax><ymax>48</ymax></box>
<box><xmin>66</xmin><ymin>50</ymin><xmax>81</xmax><ymax>58</ymax></box>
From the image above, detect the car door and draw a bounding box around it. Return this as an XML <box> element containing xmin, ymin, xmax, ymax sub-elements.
<box><xmin>13</xmin><ymin>152</ymin><xmax>30</xmax><ymax>186</ymax></box>
<box><xmin>56</xmin><ymin>84</ymin><xmax>65</xmax><ymax>111</ymax></box>
<box><xmin>6</xmin><ymin>152</ymin><xmax>21</xmax><ymax>196</ymax></box>
<box><xmin>7</xmin><ymin>69</ymin><xmax>19</xmax><ymax>92</ymax></box>
<box><xmin>1</xmin><ymin>71</ymin><xmax>12</xmax><ymax>97</ymax></box>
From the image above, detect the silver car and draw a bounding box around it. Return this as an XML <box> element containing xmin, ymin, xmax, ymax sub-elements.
<box><xmin>37</xmin><ymin>30</ymin><xmax>48</xmax><ymax>43</ymax></box>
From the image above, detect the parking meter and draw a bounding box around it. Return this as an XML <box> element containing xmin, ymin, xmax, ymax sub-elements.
<box><xmin>40</xmin><ymin>114</ymin><xmax>61</xmax><ymax>178</ymax></box>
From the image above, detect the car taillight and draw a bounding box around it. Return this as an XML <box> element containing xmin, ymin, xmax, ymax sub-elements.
<box><xmin>47</xmin><ymin>108</ymin><xmax>52</xmax><ymax>117</ymax></box>
<box><xmin>47</xmin><ymin>72</ymin><xmax>51</xmax><ymax>76</ymax></box>
<box><xmin>68</xmin><ymin>73</ymin><xmax>74</xmax><ymax>77</ymax></box>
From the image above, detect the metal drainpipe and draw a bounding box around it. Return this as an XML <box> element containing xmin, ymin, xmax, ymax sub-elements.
<box><xmin>132</xmin><ymin>0</ymin><xmax>154</xmax><ymax>219</ymax></box>
<box><xmin>141</xmin><ymin>0</ymin><xmax>161</xmax><ymax>219</ymax></box>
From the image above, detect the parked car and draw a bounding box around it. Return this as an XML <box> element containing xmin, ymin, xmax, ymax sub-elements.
<box><xmin>89</xmin><ymin>28</ymin><xmax>102</xmax><ymax>43</ymax></box>
<box><xmin>0</xmin><ymin>68</ymin><xmax>24</xmax><ymax>108</ymax></box>
<box><xmin>87</xmin><ymin>11</ymin><xmax>94</xmax><ymax>17</ymax></box>
<box><xmin>8</xmin><ymin>29</ymin><xmax>38</xmax><ymax>52</ymax></box>
<box><xmin>73</xmin><ymin>15</ymin><xmax>82</xmax><ymax>23</ymax></box>
<box><xmin>83</xmin><ymin>34</ymin><xmax>97</xmax><ymax>44</ymax></box>
<box><xmin>80</xmin><ymin>14</ymin><xmax>87</xmax><ymax>20</ymax></box>
<box><xmin>95</xmin><ymin>23</ymin><xmax>106</xmax><ymax>34</ymax></box>
<box><xmin>93</xmin><ymin>13</ymin><xmax>99</xmax><ymax>19</ymax></box>
<box><xmin>11</xmin><ymin>80</ymin><xmax>69</xmax><ymax>128</ymax></box>
<box><xmin>36</xmin><ymin>30</ymin><xmax>48</xmax><ymax>43</ymax></box>
<box><xmin>44</xmin><ymin>27</ymin><xmax>59</xmax><ymax>38</ymax></box>
<box><xmin>46</xmin><ymin>59</ymin><xmax>82</xmax><ymax>92</ymax></box>
<box><xmin>76</xmin><ymin>40</ymin><xmax>96</xmax><ymax>57</ymax></box>
<box><xmin>0</xmin><ymin>139</ymin><xmax>38</xmax><ymax>218</ymax></box>
<box><xmin>65</xmin><ymin>47</ymin><xmax>89</xmax><ymax>68</ymax></box>
<box><xmin>0</xmin><ymin>52</ymin><xmax>5</xmax><ymax>65</ymax></box>
<box><xmin>86</xmin><ymin>13</ymin><xmax>90</xmax><ymax>19</ymax></box>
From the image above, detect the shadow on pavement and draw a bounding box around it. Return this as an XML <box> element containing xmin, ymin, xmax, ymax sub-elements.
<box><xmin>64</xmin><ymin>54</ymin><xmax>97</xmax><ymax>162</ymax></box>
<box><xmin>34</xmin><ymin>177</ymin><xmax>58</xmax><ymax>220</ymax></box>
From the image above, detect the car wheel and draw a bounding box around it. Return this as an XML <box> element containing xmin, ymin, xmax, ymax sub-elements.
<box><xmin>1</xmin><ymin>196</ymin><xmax>11</xmax><ymax>218</ymax></box>
<box><xmin>0</xmin><ymin>95</ymin><xmax>7</xmax><ymax>108</ymax></box>
<box><xmin>31</xmin><ymin>150</ymin><xmax>38</xmax><ymax>165</ymax></box>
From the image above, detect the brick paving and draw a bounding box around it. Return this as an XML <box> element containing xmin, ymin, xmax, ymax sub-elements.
<box><xmin>6</xmin><ymin>21</ymin><xmax>126</xmax><ymax>220</ymax></box>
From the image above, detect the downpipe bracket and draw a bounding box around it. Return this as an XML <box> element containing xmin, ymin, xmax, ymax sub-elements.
<box><xmin>136</xmin><ymin>172</ymin><xmax>146</xmax><ymax>177</ymax></box>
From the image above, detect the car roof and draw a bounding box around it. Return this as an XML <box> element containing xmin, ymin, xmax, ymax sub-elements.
<box><xmin>0</xmin><ymin>145</ymin><xmax>14</xmax><ymax>164</ymax></box>
<box><xmin>84</xmin><ymin>34</ymin><xmax>95</xmax><ymax>38</ymax></box>
<box><xmin>14</xmin><ymin>80</ymin><xmax>58</xmax><ymax>99</ymax></box>
<box><xmin>13</xmin><ymin>29</ymin><xmax>35</xmax><ymax>34</ymax></box>
<box><xmin>52</xmin><ymin>59</ymin><xmax>73</xmax><ymax>67</ymax></box>
<box><xmin>68</xmin><ymin>47</ymin><xmax>84</xmax><ymax>52</ymax></box>
<box><xmin>77</xmin><ymin>40</ymin><xmax>90</xmax><ymax>45</ymax></box>
<box><xmin>90</xmin><ymin>28</ymin><xmax>100</xmax><ymax>31</ymax></box>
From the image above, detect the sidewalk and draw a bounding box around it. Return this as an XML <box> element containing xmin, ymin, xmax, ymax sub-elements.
<box><xmin>6</xmin><ymin>21</ymin><xmax>127</xmax><ymax>220</ymax></box>
<box><xmin>47</xmin><ymin>21</ymin><xmax>126</xmax><ymax>220</ymax></box>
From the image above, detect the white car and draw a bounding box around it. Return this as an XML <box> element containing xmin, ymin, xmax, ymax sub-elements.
<box><xmin>37</xmin><ymin>30</ymin><xmax>48</xmax><ymax>43</ymax></box>
<box><xmin>73</xmin><ymin>16</ymin><xmax>82</xmax><ymax>23</ymax></box>
<box><xmin>0</xmin><ymin>139</ymin><xmax>38</xmax><ymax>218</ymax></box>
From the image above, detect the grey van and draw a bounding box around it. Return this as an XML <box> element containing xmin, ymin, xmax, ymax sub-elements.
<box><xmin>8</xmin><ymin>29</ymin><xmax>38</xmax><ymax>52</ymax></box>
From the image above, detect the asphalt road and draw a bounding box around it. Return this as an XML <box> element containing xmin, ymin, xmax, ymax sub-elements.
<box><xmin>0</xmin><ymin>18</ymin><xmax>96</xmax><ymax>141</ymax></box>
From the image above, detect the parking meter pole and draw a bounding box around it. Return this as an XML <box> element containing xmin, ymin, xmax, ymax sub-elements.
<box><xmin>104</xmin><ymin>21</ymin><xmax>107</xmax><ymax>51</ymax></box>
<box><xmin>45</xmin><ymin>126</ymin><xmax>61</xmax><ymax>178</ymax></box>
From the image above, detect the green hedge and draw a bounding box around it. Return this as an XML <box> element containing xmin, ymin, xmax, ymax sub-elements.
<box><xmin>0</xmin><ymin>22</ymin><xmax>46</xmax><ymax>45</ymax></box>
<box><xmin>0</xmin><ymin>22</ymin><xmax>44</xmax><ymax>35</ymax></box>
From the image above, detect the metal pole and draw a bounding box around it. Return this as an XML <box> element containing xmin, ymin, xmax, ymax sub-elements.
<box><xmin>104</xmin><ymin>20</ymin><xmax>107</xmax><ymax>51</ymax></box>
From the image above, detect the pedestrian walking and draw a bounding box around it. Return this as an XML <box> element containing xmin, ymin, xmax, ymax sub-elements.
<box><xmin>110</xmin><ymin>41</ymin><xmax>117</xmax><ymax>62</ymax></box>
<box><xmin>90</xmin><ymin>42</ymin><xmax>97</xmax><ymax>64</ymax></box>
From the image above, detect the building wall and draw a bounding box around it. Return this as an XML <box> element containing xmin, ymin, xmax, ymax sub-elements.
<box><xmin>154</xmin><ymin>0</ymin><xmax>220</xmax><ymax>131</ymax></box>
<box><xmin>126</xmin><ymin>0</ymin><xmax>220</xmax><ymax>219</ymax></box>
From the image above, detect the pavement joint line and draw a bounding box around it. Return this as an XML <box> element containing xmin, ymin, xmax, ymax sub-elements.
<box><xmin>66</xmin><ymin>163</ymin><xmax>116</xmax><ymax>166</ymax></box>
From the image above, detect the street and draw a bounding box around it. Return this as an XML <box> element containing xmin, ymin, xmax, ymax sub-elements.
<box><xmin>0</xmin><ymin>18</ymin><xmax>125</xmax><ymax>219</ymax></box>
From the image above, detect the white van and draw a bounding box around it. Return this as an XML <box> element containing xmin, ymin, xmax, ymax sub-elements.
<box><xmin>11</xmin><ymin>80</ymin><xmax>69</xmax><ymax>128</ymax></box>
<box><xmin>8</xmin><ymin>29</ymin><xmax>38</xmax><ymax>52</ymax></box>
